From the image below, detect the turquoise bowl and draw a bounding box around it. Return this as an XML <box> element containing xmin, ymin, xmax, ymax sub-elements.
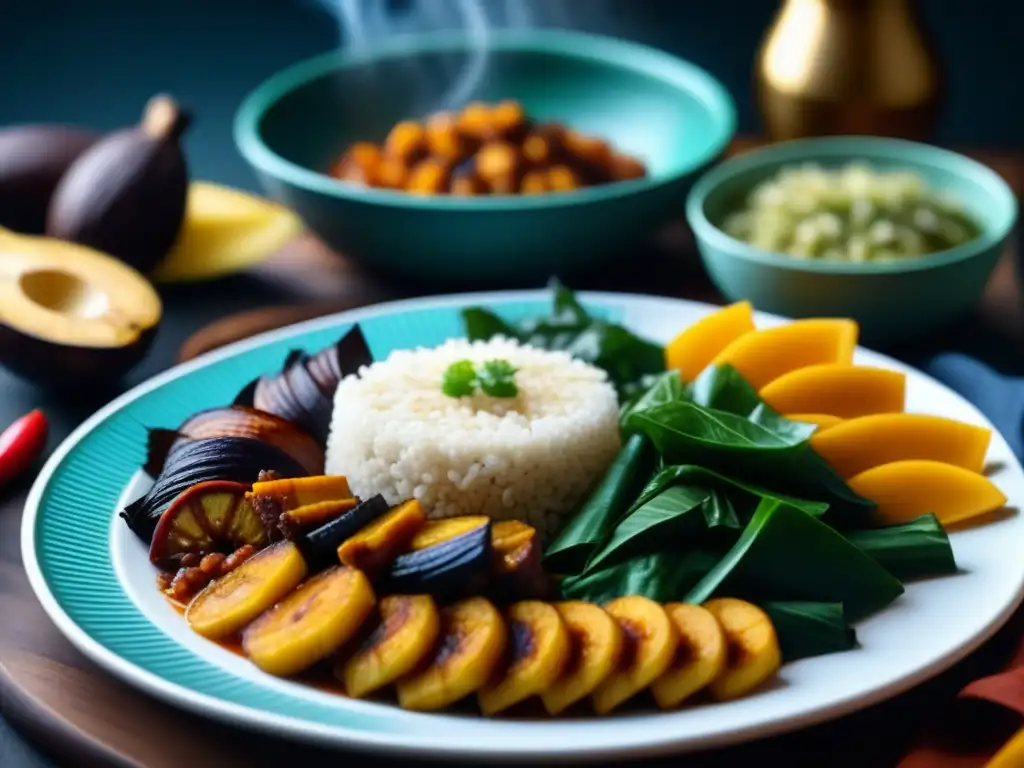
<box><xmin>235</xmin><ymin>30</ymin><xmax>735</xmax><ymax>286</ymax></box>
<box><xmin>686</xmin><ymin>137</ymin><xmax>1018</xmax><ymax>347</ymax></box>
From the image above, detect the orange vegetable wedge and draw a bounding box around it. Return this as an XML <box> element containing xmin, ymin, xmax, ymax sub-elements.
<box><xmin>785</xmin><ymin>413</ymin><xmax>844</xmax><ymax>431</ymax></box>
<box><xmin>703</xmin><ymin>598</ymin><xmax>781</xmax><ymax>701</ymax></box>
<box><xmin>847</xmin><ymin>459</ymin><xmax>1007</xmax><ymax>526</ymax></box>
<box><xmin>759</xmin><ymin>364</ymin><xmax>906</xmax><ymax>419</ymax></box>
<box><xmin>811</xmin><ymin>413</ymin><xmax>992</xmax><ymax>478</ymax></box>
<box><xmin>650</xmin><ymin>603</ymin><xmax>727</xmax><ymax>709</ymax></box>
<box><xmin>710</xmin><ymin>319</ymin><xmax>859</xmax><ymax>391</ymax></box>
<box><xmin>666</xmin><ymin>301</ymin><xmax>755</xmax><ymax>382</ymax></box>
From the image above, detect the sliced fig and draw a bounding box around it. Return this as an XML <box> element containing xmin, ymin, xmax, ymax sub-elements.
<box><xmin>396</xmin><ymin>597</ymin><xmax>507</xmax><ymax>711</ymax></box>
<box><xmin>478</xmin><ymin>601</ymin><xmax>571</xmax><ymax>715</ymax></box>
<box><xmin>490</xmin><ymin>522</ymin><xmax>549</xmax><ymax>602</ymax></box>
<box><xmin>300</xmin><ymin>494</ymin><xmax>390</xmax><ymax>570</ymax></box>
<box><xmin>242</xmin><ymin>565</ymin><xmax>376</xmax><ymax>677</ymax></box>
<box><xmin>592</xmin><ymin>596</ymin><xmax>678</xmax><ymax>715</ymax></box>
<box><xmin>703</xmin><ymin>598</ymin><xmax>781</xmax><ymax>701</ymax></box>
<box><xmin>650</xmin><ymin>603</ymin><xmax>727</xmax><ymax>710</ymax></box>
<box><xmin>338</xmin><ymin>594</ymin><xmax>441</xmax><ymax>698</ymax></box>
<box><xmin>410</xmin><ymin>516</ymin><xmax>490</xmax><ymax>551</ymax></box>
<box><xmin>337</xmin><ymin>499</ymin><xmax>426</xmax><ymax>573</ymax></box>
<box><xmin>541</xmin><ymin>602</ymin><xmax>624</xmax><ymax>715</ymax></box>
<box><xmin>185</xmin><ymin>540</ymin><xmax>308</xmax><ymax>640</ymax></box>
<box><xmin>148</xmin><ymin>480</ymin><xmax>268</xmax><ymax>568</ymax></box>
<box><xmin>382</xmin><ymin>520</ymin><xmax>492</xmax><ymax>601</ymax></box>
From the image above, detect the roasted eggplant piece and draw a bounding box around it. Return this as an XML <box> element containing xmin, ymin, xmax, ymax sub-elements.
<box><xmin>300</xmin><ymin>494</ymin><xmax>390</xmax><ymax>570</ymax></box>
<box><xmin>396</xmin><ymin>597</ymin><xmax>507</xmax><ymax>711</ymax></box>
<box><xmin>410</xmin><ymin>515</ymin><xmax>490</xmax><ymax>551</ymax></box>
<box><xmin>185</xmin><ymin>540</ymin><xmax>308</xmax><ymax>640</ymax></box>
<box><xmin>541</xmin><ymin>601</ymin><xmax>625</xmax><ymax>715</ymax></box>
<box><xmin>309</xmin><ymin>324</ymin><xmax>372</xmax><ymax>393</ymax></box>
<box><xmin>338</xmin><ymin>594</ymin><xmax>440</xmax><ymax>698</ymax></box>
<box><xmin>490</xmin><ymin>521</ymin><xmax>549</xmax><ymax>602</ymax></box>
<box><xmin>121</xmin><ymin>436</ymin><xmax>307</xmax><ymax>544</ymax></box>
<box><xmin>144</xmin><ymin>406</ymin><xmax>325</xmax><ymax>478</ymax></box>
<box><xmin>703</xmin><ymin>598</ymin><xmax>781</xmax><ymax>701</ymax></box>
<box><xmin>148</xmin><ymin>480</ymin><xmax>267</xmax><ymax>568</ymax></box>
<box><xmin>242</xmin><ymin>565</ymin><xmax>377</xmax><ymax>677</ymax></box>
<box><xmin>478</xmin><ymin>601</ymin><xmax>571</xmax><ymax>715</ymax></box>
<box><xmin>337</xmin><ymin>499</ymin><xmax>426</xmax><ymax>573</ymax></box>
<box><xmin>650</xmin><ymin>603</ymin><xmax>727</xmax><ymax>710</ymax></box>
<box><xmin>381</xmin><ymin>519</ymin><xmax>492</xmax><ymax>601</ymax></box>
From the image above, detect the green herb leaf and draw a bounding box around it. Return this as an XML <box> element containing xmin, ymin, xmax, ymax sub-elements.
<box><xmin>462</xmin><ymin>307</ymin><xmax>520</xmax><ymax>341</ymax></box>
<box><xmin>544</xmin><ymin>433</ymin><xmax>654</xmax><ymax>574</ymax></box>
<box><xmin>760</xmin><ymin>601</ymin><xmax>858</xmax><ymax>661</ymax></box>
<box><xmin>620</xmin><ymin>370</ymin><xmax>688</xmax><ymax>429</ymax></box>
<box><xmin>442</xmin><ymin>359</ymin><xmax>477</xmax><ymax>397</ymax></box>
<box><xmin>560</xmin><ymin>549</ymin><xmax>721</xmax><ymax>604</ymax></box>
<box><xmin>684</xmin><ymin>497</ymin><xmax>904</xmax><ymax>621</ymax></box>
<box><xmin>843</xmin><ymin>513</ymin><xmax>958</xmax><ymax>580</ymax></box>
<box><xmin>477</xmin><ymin>359</ymin><xmax>519</xmax><ymax>398</ymax></box>
<box><xmin>701</xmin><ymin>486</ymin><xmax>744</xmax><ymax>529</ymax></box>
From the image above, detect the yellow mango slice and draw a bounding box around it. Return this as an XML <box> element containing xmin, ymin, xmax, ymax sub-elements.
<box><xmin>152</xmin><ymin>182</ymin><xmax>302</xmax><ymax>283</ymax></box>
<box><xmin>759</xmin><ymin>364</ymin><xmax>906</xmax><ymax>419</ymax></box>
<box><xmin>811</xmin><ymin>413</ymin><xmax>992</xmax><ymax>478</ymax></box>
<box><xmin>785</xmin><ymin>413</ymin><xmax>844</xmax><ymax>431</ymax></box>
<box><xmin>710</xmin><ymin>319</ymin><xmax>859</xmax><ymax>391</ymax></box>
<box><xmin>847</xmin><ymin>459</ymin><xmax>1007</xmax><ymax>526</ymax></box>
<box><xmin>666</xmin><ymin>301</ymin><xmax>755</xmax><ymax>382</ymax></box>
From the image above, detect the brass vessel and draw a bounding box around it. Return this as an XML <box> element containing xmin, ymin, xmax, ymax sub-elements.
<box><xmin>756</xmin><ymin>0</ymin><xmax>943</xmax><ymax>141</ymax></box>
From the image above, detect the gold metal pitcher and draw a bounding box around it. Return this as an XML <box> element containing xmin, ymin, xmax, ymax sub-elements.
<box><xmin>756</xmin><ymin>0</ymin><xmax>943</xmax><ymax>141</ymax></box>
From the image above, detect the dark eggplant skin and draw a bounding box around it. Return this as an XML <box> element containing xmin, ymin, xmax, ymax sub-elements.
<box><xmin>381</xmin><ymin>520</ymin><xmax>492</xmax><ymax>601</ymax></box>
<box><xmin>120</xmin><ymin>436</ymin><xmax>306</xmax><ymax>544</ymax></box>
<box><xmin>300</xmin><ymin>494</ymin><xmax>390</xmax><ymax>570</ymax></box>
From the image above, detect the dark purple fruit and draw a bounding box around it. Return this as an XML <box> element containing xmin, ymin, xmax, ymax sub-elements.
<box><xmin>381</xmin><ymin>520</ymin><xmax>493</xmax><ymax>601</ymax></box>
<box><xmin>301</xmin><ymin>494</ymin><xmax>391</xmax><ymax>570</ymax></box>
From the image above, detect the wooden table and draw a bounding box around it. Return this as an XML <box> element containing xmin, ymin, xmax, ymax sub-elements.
<box><xmin>2</xmin><ymin>141</ymin><xmax>1024</xmax><ymax>767</ymax></box>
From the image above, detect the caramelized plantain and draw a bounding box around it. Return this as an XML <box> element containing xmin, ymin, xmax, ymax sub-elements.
<box><xmin>185</xmin><ymin>540</ymin><xmax>308</xmax><ymax>640</ymax></box>
<box><xmin>337</xmin><ymin>499</ymin><xmax>426</xmax><ymax>573</ymax></box>
<box><xmin>242</xmin><ymin>565</ymin><xmax>376</xmax><ymax>677</ymax></box>
<box><xmin>396</xmin><ymin>597</ymin><xmax>506</xmax><ymax>711</ymax></box>
<box><xmin>650</xmin><ymin>603</ymin><xmax>727</xmax><ymax>709</ymax></box>
<box><xmin>491</xmin><ymin>530</ymin><xmax>549</xmax><ymax>602</ymax></box>
<box><xmin>703</xmin><ymin>598</ymin><xmax>781</xmax><ymax>701</ymax></box>
<box><xmin>338</xmin><ymin>594</ymin><xmax>441</xmax><ymax>698</ymax></box>
<box><xmin>410</xmin><ymin>515</ymin><xmax>490</xmax><ymax>551</ymax></box>
<box><xmin>478</xmin><ymin>601</ymin><xmax>571</xmax><ymax>715</ymax></box>
<box><xmin>541</xmin><ymin>601</ymin><xmax>624</xmax><ymax>715</ymax></box>
<box><xmin>591</xmin><ymin>596</ymin><xmax>678</xmax><ymax>714</ymax></box>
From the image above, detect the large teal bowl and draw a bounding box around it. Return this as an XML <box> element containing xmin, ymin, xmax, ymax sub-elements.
<box><xmin>686</xmin><ymin>137</ymin><xmax>1018</xmax><ymax>346</ymax></box>
<box><xmin>234</xmin><ymin>30</ymin><xmax>735</xmax><ymax>285</ymax></box>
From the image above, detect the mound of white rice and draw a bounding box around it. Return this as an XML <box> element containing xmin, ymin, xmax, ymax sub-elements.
<box><xmin>324</xmin><ymin>336</ymin><xmax>621</xmax><ymax>539</ymax></box>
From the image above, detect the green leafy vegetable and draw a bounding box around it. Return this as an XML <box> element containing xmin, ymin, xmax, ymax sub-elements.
<box><xmin>560</xmin><ymin>549</ymin><xmax>721</xmax><ymax>604</ymax></box>
<box><xmin>843</xmin><ymin>514</ymin><xmax>957</xmax><ymax>581</ymax></box>
<box><xmin>620</xmin><ymin>370</ymin><xmax>688</xmax><ymax>428</ymax></box>
<box><xmin>440</xmin><ymin>359</ymin><xmax>518</xmax><ymax>398</ymax></box>
<box><xmin>684</xmin><ymin>498</ymin><xmax>904</xmax><ymax>621</ymax></box>
<box><xmin>544</xmin><ymin>433</ymin><xmax>654</xmax><ymax>573</ymax></box>
<box><xmin>760</xmin><ymin>602</ymin><xmax>858</xmax><ymax>661</ymax></box>
<box><xmin>441</xmin><ymin>360</ymin><xmax>477</xmax><ymax>397</ymax></box>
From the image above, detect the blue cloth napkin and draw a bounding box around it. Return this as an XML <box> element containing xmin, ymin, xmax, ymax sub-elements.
<box><xmin>923</xmin><ymin>353</ymin><xmax>1024</xmax><ymax>459</ymax></box>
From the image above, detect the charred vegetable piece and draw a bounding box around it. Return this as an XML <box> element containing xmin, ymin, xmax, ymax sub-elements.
<box><xmin>592</xmin><ymin>596</ymin><xmax>678</xmax><ymax>714</ymax></box>
<box><xmin>148</xmin><ymin>480</ymin><xmax>267</xmax><ymax>568</ymax></box>
<box><xmin>382</xmin><ymin>520</ymin><xmax>492</xmax><ymax>600</ymax></box>
<box><xmin>337</xmin><ymin>499</ymin><xmax>427</xmax><ymax>573</ymax></box>
<box><xmin>410</xmin><ymin>515</ymin><xmax>490</xmax><ymax>551</ymax></box>
<box><xmin>242</xmin><ymin>565</ymin><xmax>377</xmax><ymax>677</ymax></box>
<box><xmin>122</xmin><ymin>436</ymin><xmax>306</xmax><ymax>544</ymax></box>
<box><xmin>185</xmin><ymin>541</ymin><xmax>308</xmax><ymax>640</ymax></box>
<box><xmin>541</xmin><ymin>602</ymin><xmax>625</xmax><ymax>715</ymax></box>
<box><xmin>396</xmin><ymin>597</ymin><xmax>507</xmax><ymax>711</ymax></box>
<box><xmin>301</xmin><ymin>494</ymin><xmax>390</xmax><ymax>570</ymax></box>
<box><xmin>650</xmin><ymin>603</ymin><xmax>727</xmax><ymax>709</ymax></box>
<box><xmin>703</xmin><ymin>598</ymin><xmax>781</xmax><ymax>701</ymax></box>
<box><xmin>144</xmin><ymin>406</ymin><xmax>325</xmax><ymax>478</ymax></box>
<box><xmin>490</xmin><ymin>522</ymin><xmax>549</xmax><ymax>602</ymax></box>
<box><xmin>338</xmin><ymin>594</ymin><xmax>441</xmax><ymax>698</ymax></box>
<box><xmin>250</xmin><ymin>475</ymin><xmax>352</xmax><ymax>507</ymax></box>
<box><xmin>478</xmin><ymin>601</ymin><xmax>571</xmax><ymax>715</ymax></box>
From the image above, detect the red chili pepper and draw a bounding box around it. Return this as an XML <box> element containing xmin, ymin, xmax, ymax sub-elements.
<box><xmin>0</xmin><ymin>409</ymin><xmax>48</xmax><ymax>488</ymax></box>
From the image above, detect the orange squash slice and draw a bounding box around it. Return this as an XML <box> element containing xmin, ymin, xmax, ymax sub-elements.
<box><xmin>666</xmin><ymin>301</ymin><xmax>755</xmax><ymax>382</ymax></box>
<box><xmin>759</xmin><ymin>364</ymin><xmax>906</xmax><ymax>419</ymax></box>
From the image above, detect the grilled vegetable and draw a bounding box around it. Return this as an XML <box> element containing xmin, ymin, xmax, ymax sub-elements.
<box><xmin>703</xmin><ymin>598</ymin><xmax>781</xmax><ymax>701</ymax></box>
<box><xmin>242</xmin><ymin>565</ymin><xmax>376</xmax><ymax>677</ymax></box>
<box><xmin>490</xmin><ymin>521</ymin><xmax>548</xmax><ymax>602</ymax></box>
<box><xmin>250</xmin><ymin>475</ymin><xmax>352</xmax><ymax>507</ymax></box>
<box><xmin>337</xmin><ymin>499</ymin><xmax>426</xmax><ymax>573</ymax></box>
<box><xmin>650</xmin><ymin>603</ymin><xmax>727</xmax><ymax>709</ymax></box>
<box><xmin>185</xmin><ymin>540</ymin><xmax>308</xmax><ymax>640</ymax></box>
<box><xmin>121</xmin><ymin>436</ymin><xmax>307</xmax><ymax>544</ymax></box>
<box><xmin>148</xmin><ymin>480</ymin><xmax>268</xmax><ymax>568</ymax></box>
<box><xmin>284</xmin><ymin>499</ymin><xmax>358</xmax><ymax>529</ymax></box>
<box><xmin>592</xmin><ymin>596</ymin><xmax>678</xmax><ymax>714</ymax></box>
<box><xmin>396</xmin><ymin>597</ymin><xmax>507</xmax><ymax>711</ymax></box>
<box><xmin>300</xmin><ymin>494</ymin><xmax>390</xmax><ymax>570</ymax></box>
<box><xmin>541</xmin><ymin>601</ymin><xmax>625</xmax><ymax>715</ymax></box>
<box><xmin>248</xmin><ymin>475</ymin><xmax>357</xmax><ymax>539</ymax></box>
<box><xmin>338</xmin><ymin>594</ymin><xmax>441</xmax><ymax>698</ymax></box>
<box><xmin>410</xmin><ymin>515</ymin><xmax>490</xmax><ymax>551</ymax></box>
<box><xmin>382</xmin><ymin>520</ymin><xmax>492</xmax><ymax>600</ymax></box>
<box><xmin>478</xmin><ymin>601</ymin><xmax>571</xmax><ymax>715</ymax></box>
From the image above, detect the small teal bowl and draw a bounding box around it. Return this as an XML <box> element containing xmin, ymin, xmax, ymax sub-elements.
<box><xmin>235</xmin><ymin>30</ymin><xmax>735</xmax><ymax>285</ymax></box>
<box><xmin>686</xmin><ymin>137</ymin><xmax>1018</xmax><ymax>346</ymax></box>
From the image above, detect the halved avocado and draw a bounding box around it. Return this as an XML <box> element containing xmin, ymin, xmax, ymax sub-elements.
<box><xmin>0</xmin><ymin>230</ymin><xmax>161</xmax><ymax>387</ymax></box>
